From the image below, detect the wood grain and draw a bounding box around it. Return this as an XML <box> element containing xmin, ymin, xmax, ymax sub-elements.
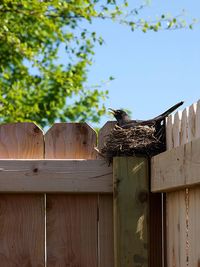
<box><xmin>0</xmin><ymin>195</ymin><xmax>44</xmax><ymax>267</ymax></box>
<box><xmin>98</xmin><ymin>122</ymin><xmax>115</xmax><ymax>267</ymax></box>
<box><xmin>98</xmin><ymin>121</ymin><xmax>116</xmax><ymax>153</ymax></box>
<box><xmin>113</xmin><ymin>157</ymin><xmax>149</xmax><ymax>267</ymax></box>
<box><xmin>0</xmin><ymin>122</ymin><xmax>44</xmax><ymax>158</ymax></box>
<box><xmin>187</xmin><ymin>102</ymin><xmax>200</xmax><ymax>267</ymax></box>
<box><xmin>166</xmin><ymin>111</ymin><xmax>184</xmax><ymax>267</ymax></box>
<box><xmin>0</xmin><ymin>159</ymin><xmax>112</xmax><ymax>193</ymax></box>
<box><xmin>45</xmin><ymin>122</ymin><xmax>97</xmax><ymax>159</ymax></box>
<box><xmin>98</xmin><ymin>195</ymin><xmax>114</xmax><ymax>267</ymax></box>
<box><xmin>45</xmin><ymin>123</ymin><xmax>99</xmax><ymax>267</ymax></box>
<box><xmin>0</xmin><ymin>122</ymin><xmax>45</xmax><ymax>266</ymax></box>
<box><xmin>179</xmin><ymin>108</ymin><xmax>189</xmax><ymax>267</ymax></box>
<box><xmin>151</xmin><ymin>136</ymin><xmax>200</xmax><ymax>191</ymax></box>
<box><xmin>46</xmin><ymin>194</ymin><xmax>98</xmax><ymax>267</ymax></box>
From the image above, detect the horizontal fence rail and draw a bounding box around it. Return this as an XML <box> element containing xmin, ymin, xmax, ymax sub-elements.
<box><xmin>0</xmin><ymin>159</ymin><xmax>112</xmax><ymax>193</ymax></box>
<box><xmin>151</xmin><ymin>137</ymin><xmax>200</xmax><ymax>192</ymax></box>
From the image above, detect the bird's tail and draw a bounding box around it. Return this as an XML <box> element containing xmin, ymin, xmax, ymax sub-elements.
<box><xmin>153</xmin><ymin>101</ymin><xmax>184</xmax><ymax>120</ymax></box>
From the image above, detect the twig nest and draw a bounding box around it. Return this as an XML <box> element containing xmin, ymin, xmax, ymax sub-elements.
<box><xmin>101</xmin><ymin>124</ymin><xmax>165</xmax><ymax>160</ymax></box>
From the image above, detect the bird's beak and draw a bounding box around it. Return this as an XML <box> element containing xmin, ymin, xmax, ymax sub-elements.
<box><xmin>108</xmin><ymin>108</ymin><xmax>116</xmax><ymax>115</ymax></box>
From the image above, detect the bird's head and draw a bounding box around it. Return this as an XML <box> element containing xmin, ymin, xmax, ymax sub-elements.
<box><xmin>109</xmin><ymin>108</ymin><xmax>130</xmax><ymax>125</ymax></box>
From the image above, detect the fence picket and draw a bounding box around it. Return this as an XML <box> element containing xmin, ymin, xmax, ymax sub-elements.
<box><xmin>166</xmin><ymin>114</ymin><xmax>173</xmax><ymax>267</ymax></box>
<box><xmin>98</xmin><ymin>122</ymin><xmax>115</xmax><ymax>267</ymax></box>
<box><xmin>195</xmin><ymin>100</ymin><xmax>200</xmax><ymax>138</ymax></box>
<box><xmin>166</xmin><ymin>110</ymin><xmax>188</xmax><ymax>267</ymax></box>
<box><xmin>187</xmin><ymin>103</ymin><xmax>200</xmax><ymax>267</ymax></box>
<box><xmin>45</xmin><ymin>123</ymin><xmax>98</xmax><ymax>267</ymax></box>
<box><xmin>166</xmin><ymin>115</ymin><xmax>174</xmax><ymax>150</ymax></box>
<box><xmin>98</xmin><ymin>121</ymin><xmax>116</xmax><ymax>151</ymax></box>
<box><xmin>179</xmin><ymin>108</ymin><xmax>189</xmax><ymax>267</ymax></box>
<box><xmin>166</xmin><ymin>113</ymin><xmax>179</xmax><ymax>267</ymax></box>
<box><xmin>0</xmin><ymin>123</ymin><xmax>45</xmax><ymax>266</ymax></box>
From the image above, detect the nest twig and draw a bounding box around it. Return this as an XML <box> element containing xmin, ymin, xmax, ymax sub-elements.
<box><xmin>101</xmin><ymin>124</ymin><xmax>166</xmax><ymax>160</ymax></box>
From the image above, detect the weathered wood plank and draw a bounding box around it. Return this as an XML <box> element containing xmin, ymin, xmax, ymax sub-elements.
<box><xmin>160</xmin><ymin>108</ymin><xmax>189</xmax><ymax>267</ymax></box>
<box><xmin>98</xmin><ymin>195</ymin><xmax>114</xmax><ymax>267</ymax></box>
<box><xmin>98</xmin><ymin>121</ymin><xmax>116</xmax><ymax>152</ymax></box>
<box><xmin>165</xmin><ymin>115</ymin><xmax>173</xmax><ymax>267</ymax></box>
<box><xmin>46</xmin><ymin>194</ymin><xmax>98</xmax><ymax>266</ymax></box>
<box><xmin>98</xmin><ymin>122</ymin><xmax>114</xmax><ymax>267</ymax></box>
<box><xmin>0</xmin><ymin>159</ymin><xmax>112</xmax><ymax>193</ymax></box>
<box><xmin>195</xmin><ymin>100</ymin><xmax>200</xmax><ymax>138</ymax></box>
<box><xmin>166</xmin><ymin>115</ymin><xmax>174</xmax><ymax>150</ymax></box>
<box><xmin>0</xmin><ymin>122</ymin><xmax>44</xmax><ymax>158</ymax></box>
<box><xmin>178</xmin><ymin>108</ymin><xmax>188</xmax><ymax>267</ymax></box>
<box><xmin>45</xmin><ymin>123</ymin><xmax>99</xmax><ymax>267</ymax></box>
<box><xmin>0</xmin><ymin>123</ymin><xmax>45</xmax><ymax>266</ymax></box>
<box><xmin>151</xmin><ymin>137</ymin><xmax>200</xmax><ymax>192</ymax></box>
<box><xmin>187</xmin><ymin>102</ymin><xmax>200</xmax><ymax>267</ymax></box>
<box><xmin>166</xmin><ymin>110</ymin><xmax>188</xmax><ymax>267</ymax></box>
<box><xmin>164</xmin><ymin>114</ymin><xmax>178</xmax><ymax>267</ymax></box>
<box><xmin>0</xmin><ymin>195</ymin><xmax>45</xmax><ymax>266</ymax></box>
<box><xmin>45</xmin><ymin>122</ymin><xmax>97</xmax><ymax>159</ymax></box>
<box><xmin>113</xmin><ymin>157</ymin><xmax>149</xmax><ymax>267</ymax></box>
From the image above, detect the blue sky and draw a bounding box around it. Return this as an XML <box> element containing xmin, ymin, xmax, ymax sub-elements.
<box><xmin>81</xmin><ymin>1</ymin><xmax>200</xmax><ymax>126</ymax></box>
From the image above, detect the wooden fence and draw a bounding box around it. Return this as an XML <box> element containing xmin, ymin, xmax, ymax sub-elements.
<box><xmin>0</xmin><ymin>122</ymin><xmax>114</xmax><ymax>267</ymax></box>
<box><xmin>152</xmin><ymin>99</ymin><xmax>200</xmax><ymax>267</ymax></box>
<box><xmin>3</xmin><ymin>98</ymin><xmax>199</xmax><ymax>267</ymax></box>
<box><xmin>0</xmin><ymin>121</ymin><xmax>162</xmax><ymax>267</ymax></box>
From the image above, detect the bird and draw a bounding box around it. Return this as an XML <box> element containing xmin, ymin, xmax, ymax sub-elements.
<box><xmin>108</xmin><ymin>109</ymin><xmax>141</xmax><ymax>127</ymax></box>
<box><xmin>109</xmin><ymin>101</ymin><xmax>184</xmax><ymax>128</ymax></box>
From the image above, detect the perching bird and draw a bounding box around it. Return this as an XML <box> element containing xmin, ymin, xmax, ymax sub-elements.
<box><xmin>108</xmin><ymin>109</ymin><xmax>140</xmax><ymax>127</ymax></box>
<box><xmin>109</xmin><ymin>101</ymin><xmax>184</xmax><ymax>128</ymax></box>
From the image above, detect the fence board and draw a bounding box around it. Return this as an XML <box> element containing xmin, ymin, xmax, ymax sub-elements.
<box><xmin>98</xmin><ymin>121</ymin><xmax>116</xmax><ymax>151</ymax></box>
<box><xmin>45</xmin><ymin>122</ymin><xmax>97</xmax><ymax>159</ymax></box>
<box><xmin>179</xmin><ymin>108</ymin><xmax>189</xmax><ymax>267</ymax></box>
<box><xmin>164</xmin><ymin>113</ymin><xmax>175</xmax><ymax>267</ymax></box>
<box><xmin>46</xmin><ymin>194</ymin><xmax>98</xmax><ymax>266</ymax></box>
<box><xmin>98</xmin><ymin>122</ymin><xmax>115</xmax><ymax>267</ymax></box>
<box><xmin>98</xmin><ymin>195</ymin><xmax>114</xmax><ymax>267</ymax></box>
<box><xmin>0</xmin><ymin>159</ymin><xmax>112</xmax><ymax>193</ymax></box>
<box><xmin>165</xmin><ymin>111</ymin><xmax>188</xmax><ymax>267</ymax></box>
<box><xmin>166</xmin><ymin>115</ymin><xmax>174</xmax><ymax>150</ymax></box>
<box><xmin>187</xmin><ymin>102</ymin><xmax>200</xmax><ymax>267</ymax></box>
<box><xmin>0</xmin><ymin>122</ymin><xmax>44</xmax><ymax>158</ymax></box>
<box><xmin>151</xmin><ymin>137</ymin><xmax>200</xmax><ymax>191</ymax></box>
<box><xmin>166</xmin><ymin>114</ymin><xmax>177</xmax><ymax>267</ymax></box>
<box><xmin>196</xmin><ymin>100</ymin><xmax>200</xmax><ymax>138</ymax></box>
<box><xmin>0</xmin><ymin>123</ymin><xmax>45</xmax><ymax>266</ymax></box>
<box><xmin>45</xmin><ymin>123</ymin><xmax>98</xmax><ymax>267</ymax></box>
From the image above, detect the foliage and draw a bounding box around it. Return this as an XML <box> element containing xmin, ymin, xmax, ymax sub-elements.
<box><xmin>0</xmin><ymin>0</ymin><xmax>195</xmax><ymax>127</ymax></box>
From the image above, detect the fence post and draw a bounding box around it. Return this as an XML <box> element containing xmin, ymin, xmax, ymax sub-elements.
<box><xmin>113</xmin><ymin>156</ymin><xmax>162</xmax><ymax>267</ymax></box>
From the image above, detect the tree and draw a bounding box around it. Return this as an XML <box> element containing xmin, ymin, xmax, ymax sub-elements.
<box><xmin>0</xmin><ymin>0</ymin><xmax>194</xmax><ymax>127</ymax></box>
